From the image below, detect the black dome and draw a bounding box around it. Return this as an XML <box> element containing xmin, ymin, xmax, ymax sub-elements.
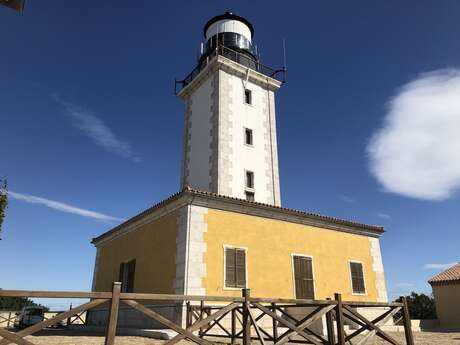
<box><xmin>203</xmin><ymin>12</ymin><xmax>254</xmax><ymax>38</ymax></box>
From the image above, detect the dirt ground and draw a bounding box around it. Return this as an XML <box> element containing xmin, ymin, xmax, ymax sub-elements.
<box><xmin>7</xmin><ymin>329</ymin><xmax>460</xmax><ymax>345</ymax></box>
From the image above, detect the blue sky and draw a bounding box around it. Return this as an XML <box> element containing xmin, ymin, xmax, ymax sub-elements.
<box><xmin>1</xmin><ymin>1</ymin><xmax>460</xmax><ymax>308</ymax></box>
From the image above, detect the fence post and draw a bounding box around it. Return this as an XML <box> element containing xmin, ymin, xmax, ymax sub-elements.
<box><xmin>7</xmin><ymin>312</ymin><xmax>11</xmax><ymax>328</ymax></box>
<box><xmin>242</xmin><ymin>288</ymin><xmax>251</xmax><ymax>345</ymax></box>
<box><xmin>271</xmin><ymin>302</ymin><xmax>278</xmax><ymax>343</ymax></box>
<box><xmin>199</xmin><ymin>300</ymin><xmax>205</xmax><ymax>337</ymax></box>
<box><xmin>186</xmin><ymin>301</ymin><xmax>191</xmax><ymax>328</ymax></box>
<box><xmin>104</xmin><ymin>282</ymin><xmax>121</xmax><ymax>345</ymax></box>
<box><xmin>402</xmin><ymin>297</ymin><xmax>414</xmax><ymax>345</ymax></box>
<box><xmin>326</xmin><ymin>298</ymin><xmax>335</xmax><ymax>345</ymax></box>
<box><xmin>334</xmin><ymin>293</ymin><xmax>346</xmax><ymax>345</ymax></box>
<box><xmin>67</xmin><ymin>303</ymin><xmax>72</xmax><ymax>326</ymax></box>
<box><xmin>231</xmin><ymin>308</ymin><xmax>236</xmax><ymax>345</ymax></box>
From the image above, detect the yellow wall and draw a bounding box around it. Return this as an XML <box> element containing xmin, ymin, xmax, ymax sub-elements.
<box><xmin>94</xmin><ymin>210</ymin><xmax>179</xmax><ymax>294</ymax></box>
<box><xmin>203</xmin><ymin>209</ymin><xmax>379</xmax><ymax>301</ymax></box>
<box><xmin>433</xmin><ymin>284</ymin><xmax>460</xmax><ymax>328</ymax></box>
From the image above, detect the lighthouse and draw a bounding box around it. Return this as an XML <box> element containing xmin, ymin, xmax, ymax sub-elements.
<box><xmin>177</xmin><ymin>12</ymin><xmax>284</xmax><ymax>206</ymax></box>
<box><xmin>90</xmin><ymin>12</ymin><xmax>389</xmax><ymax>331</ymax></box>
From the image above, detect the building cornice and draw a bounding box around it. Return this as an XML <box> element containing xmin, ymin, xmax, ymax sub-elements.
<box><xmin>178</xmin><ymin>56</ymin><xmax>282</xmax><ymax>99</ymax></box>
<box><xmin>91</xmin><ymin>188</ymin><xmax>384</xmax><ymax>247</ymax></box>
<box><xmin>429</xmin><ymin>280</ymin><xmax>460</xmax><ymax>287</ymax></box>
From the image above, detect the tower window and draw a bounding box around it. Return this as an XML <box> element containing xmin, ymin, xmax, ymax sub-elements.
<box><xmin>245</xmin><ymin>171</ymin><xmax>254</xmax><ymax>189</ymax></box>
<box><xmin>244</xmin><ymin>128</ymin><xmax>253</xmax><ymax>146</ymax></box>
<box><xmin>244</xmin><ymin>89</ymin><xmax>252</xmax><ymax>105</ymax></box>
<box><xmin>245</xmin><ymin>191</ymin><xmax>255</xmax><ymax>202</ymax></box>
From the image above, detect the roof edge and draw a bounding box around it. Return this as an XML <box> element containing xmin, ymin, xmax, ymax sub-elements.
<box><xmin>92</xmin><ymin>187</ymin><xmax>384</xmax><ymax>246</ymax></box>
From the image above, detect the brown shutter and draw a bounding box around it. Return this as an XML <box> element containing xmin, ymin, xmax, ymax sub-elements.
<box><xmin>350</xmin><ymin>262</ymin><xmax>365</xmax><ymax>294</ymax></box>
<box><xmin>293</xmin><ymin>256</ymin><xmax>314</xmax><ymax>299</ymax></box>
<box><xmin>127</xmin><ymin>259</ymin><xmax>136</xmax><ymax>293</ymax></box>
<box><xmin>225</xmin><ymin>248</ymin><xmax>236</xmax><ymax>288</ymax></box>
<box><xmin>235</xmin><ymin>249</ymin><xmax>246</xmax><ymax>288</ymax></box>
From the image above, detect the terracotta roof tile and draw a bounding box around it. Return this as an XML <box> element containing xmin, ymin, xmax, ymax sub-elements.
<box><xmin>429</xmin><ymin>262</ymin><xmax>460</xmax><ymax>284</ymax></box>
<box><xmin>92</xmin><ymin>187</ymin><xmax>384</xmax><ymax>244</ymax></box>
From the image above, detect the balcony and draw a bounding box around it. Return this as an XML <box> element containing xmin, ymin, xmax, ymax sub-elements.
<box><xmin>175</xmin><ymin>45</ymin><xmax>286</xmax><ymax>95</ymax></box>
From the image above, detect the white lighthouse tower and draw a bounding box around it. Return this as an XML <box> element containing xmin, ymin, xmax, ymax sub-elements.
<box><xmin>177</xmin><ymin>12</ymin><xmax>284</xmax><ymax>206</ymax></box>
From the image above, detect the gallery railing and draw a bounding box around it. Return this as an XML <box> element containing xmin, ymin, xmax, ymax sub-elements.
<box><xmin>0</xmin><ymin>283</ymin><xmax>414</xmax><ymax>345</ymax></box>
<box><xmin>175</xmin><ymin>44</ymin><xmax>286</xmax><ymax>95</ymax></box>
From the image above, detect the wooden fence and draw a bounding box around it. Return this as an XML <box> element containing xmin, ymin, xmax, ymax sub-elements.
<box><xmin>0</xmin><ymin>282</ymin><xmax>414</xmax><ymax>345</ymax></box>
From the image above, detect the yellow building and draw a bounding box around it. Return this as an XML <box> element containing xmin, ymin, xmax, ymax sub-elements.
<box><xmin>88</xmin><ymin>13</ymin><xmax>388</xmax><ymax>329</ymax></box>
<box><xmin>429</xmin><ymin>262</ymin><xmax>460</xmax><ymax>329</ymax></box>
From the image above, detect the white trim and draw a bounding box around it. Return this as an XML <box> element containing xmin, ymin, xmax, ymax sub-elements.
<box><xmin>223</xmin><ymin>245</ymin><xmax>248</xmax><ymax>291</ymax></box>
<box><xmin>290</xmin><ymin>253</ymin><xmax>316</xmax><ymax>299</ymax></box>
<box><xmin>348</xmin><ymin>260</ymin><xmax>367</xmax><ymax>296</ymax></box>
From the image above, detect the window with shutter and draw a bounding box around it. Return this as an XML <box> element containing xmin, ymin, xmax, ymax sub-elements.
<box><xmin>293</xmin><ymin>255</ymin><xmax>314</xmax><ymax>299</ymax></box>
<box><xmin>349</xmin><ymin>262</ymin><xmax>366</xmax><ymax>294</ymax></box>
<box><xmin>225</xmin><ymin>247</ymin><xmax>246</xmax><ymax>288</ymax></box>
<box><xmin>119</xmin><ymin>259</ymin><xmax>136</xmax><ymax>293</ymax></box>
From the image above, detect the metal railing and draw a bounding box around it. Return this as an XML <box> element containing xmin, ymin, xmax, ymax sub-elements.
<box><xmin>175</xmin><ymin>45</ymin><xmax>286</xmax><ymax>95</ymax></box>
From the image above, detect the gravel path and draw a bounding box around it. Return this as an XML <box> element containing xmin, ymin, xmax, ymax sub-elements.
<box><xmin>8</xmin><ymin>329</ymin><xmax>460</xmax><ymax>345</ymax></box>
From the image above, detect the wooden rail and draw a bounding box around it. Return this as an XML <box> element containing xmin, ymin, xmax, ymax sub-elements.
<box><xmin>0</xmin><ymin>283</ymin><xmax>414</xmax><ymax>345</ymax></box>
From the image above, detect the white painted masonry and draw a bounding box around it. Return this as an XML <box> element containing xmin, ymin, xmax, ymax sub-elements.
<box><xmin>184</xmin><ymin>77</ymin><xmax>214</xmax><ymax>191</ymax></box>
<box><xmin>179</xmin><ymin>56</ymin><xmax>282</xmax><ymax>206</ymax></box>
<box><xmin>368</xmin><ymin>237</ymin><xmax>388</xmax><ymax>302</ymax></box>
<box><xmin>174</xmin><ymin>205</ymin><xmax>208</xmax><ymax>296</ymax></box>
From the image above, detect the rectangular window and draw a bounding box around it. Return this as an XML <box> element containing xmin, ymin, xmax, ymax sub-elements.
<box><xmin>244</xmin><ymin>89</ymin><xmax>252</xmax><ymax>105</ymax></box>
<box><xmin>244</xmin><ymin>128</ymin><xmax>253</xmax><ymax>146</ymax></box>
<box><xmin>293</xmin><ymin>255</ymin><xmax>315</xmax><ymax>299</ymax></box>
<box><xmin>245</xmin><ymin>171</ymin><xmax>254</xmax><ymax>189</ymax></box>
<box><xmin>225</xmin><ymin>247</ymin><xmax>246</xmax><ymax>288</ymax></box>
<box><xmin>119</xmin><ymin>259</ymin><xmax>136</xmax><ymax>293</ymax></box>
<box><xmin>350</xmin><ymin>262</ymin><xmax>366</xmax><ymax>294</ymax></box>
<box><xmin>245</xmin><ymin>191</ymin><xmax>255</xmax><ymax>202</ymax></box>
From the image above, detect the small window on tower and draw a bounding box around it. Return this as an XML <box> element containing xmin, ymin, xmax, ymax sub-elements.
<box><xmin>245</xmin><ymin>171</ymin><xmax>254</xmax><ymax>189</ymax></box>
<box><xmin>245</xmin><ymin>191</ymin><xmax>255</xmax><ymax>202</ymax></box>
<box><xmin>244</xmin><ymin>89</ymin><xmax>252</xmax><ymax>105</ymax></box>
<box><xmin>244</xmin><ymin>128</ymin><xmax>253</xmax><ymax>146</ymax></box>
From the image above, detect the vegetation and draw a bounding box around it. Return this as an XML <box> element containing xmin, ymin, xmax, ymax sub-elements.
<box><xmin>396</xmin><ymin>292</ymin><xmax>437</xmax><ymax>319</ymax></box>
<box><xmin>0</xmin><ymin>178</ymin><xmax>7</xmax><ymax>239</ymax></box>
<box><xmin>0</xmin><ymin>296</ymin><xmax>48</xmax><ymax>311</ymax></box>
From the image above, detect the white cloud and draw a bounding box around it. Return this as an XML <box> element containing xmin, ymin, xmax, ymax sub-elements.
<box><xmin>423</xmin><ymin>262</ymin><xmax>457</xmax><ymax>270</ymax></box>
<box><xmin>8</xmin><ymin>191</ymin><xmax>123</xmax><ymax>223</ymax></box>
<box><xmin>338</xmin><ymin>194</ymin><xmax>355</xmax><ymax>203</ymax></box>
<box><xmin>376</xmin><ymin>212</ymin><xmax>392</xmax><ymax>220</ymax></box>
<box><xmin>367</xmin><ymin>69</ymin><xmax>460</xmax><ymax>201</ymax></box>
<box><xmin>53</xmin><ymin>95</ymin><xmax>141</xmax><ymax>162</ymax></box>
<box><xmin>394</xmin><ymin>282</ymin><xmax>413</xmax><ymax>288</ymax></box>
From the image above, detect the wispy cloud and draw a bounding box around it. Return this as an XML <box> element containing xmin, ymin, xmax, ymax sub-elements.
<box><xmin>367</xmin><ymin>69</ymin><xmax>460</xmax><ymax>201</ymax></box>
<box><xmin>394</xmin><ymin>282</ymin><xmax>413</xmax><ymax>288</ymax></box>
<box><xmin>53</xmin><ymin>95</ymin><xmax>141</xmax><ymax>162</ymax></box>
<box><xmin>376</xmin><ymin>213</ymin><xmax>392</xmax><ymax>220</ymax></box>
<box><xmin>8</xmin><ymin>191</ymin><xmax>123</xmax><ymax>223</ymax></box>
<box><xmin>338</xmin><ymin>194</ymin><xmax>355</xmax><ymax>203</ymax></box>
<box><xmin>423</xmin><ymin>262</ymin><xmax>457</xmax><ymax>270</ymax></box>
